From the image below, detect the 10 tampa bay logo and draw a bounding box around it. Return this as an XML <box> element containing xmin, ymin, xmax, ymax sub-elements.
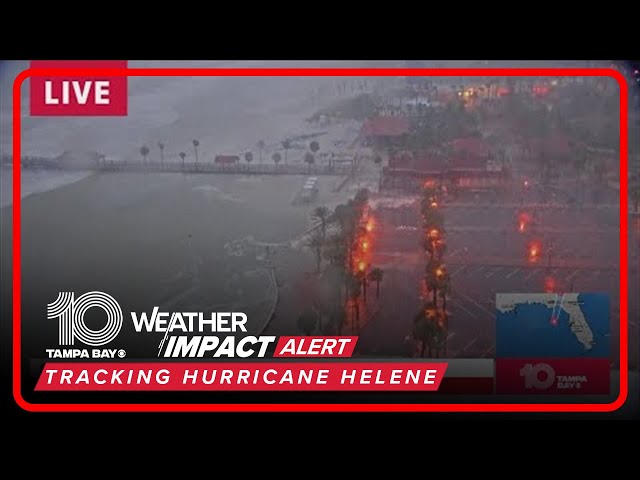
<box><xmin>46</xmin><ymin>291</ymin><xmax>126</xmax><ymax>359</ymax></box>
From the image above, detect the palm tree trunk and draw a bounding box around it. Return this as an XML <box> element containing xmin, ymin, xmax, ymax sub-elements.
<box><xmin>362</xmin><ymin>279</ymin><xmax>367</xmax><ymax>301</ymax></box>
<box><xmin>420</xmin><ymin>340</ymin><xmax>426</xmax><ymax>358</ymax></box>
<box><xmin>316</xmin><ymin>249</ymin><xmax>321</xmax><ymax>274</ymax></box>
<box><xmin>354</xmin><ymin>302</ymin><xmax>359</xmax><ymax>328</ymax></box>
<box><xmin>432</xmin><ymin>288</ymin><xmax>437</xmax><ymax>306</ymax></box>
<box><xmin>376</xmin><ymin>281</ymin><xmax>380</xmax><ymax>299</ymax></box>
<box><xmin>444</xmin><ymin>315</ymin><xmax>448</xmax><ymax>357</ymax></box>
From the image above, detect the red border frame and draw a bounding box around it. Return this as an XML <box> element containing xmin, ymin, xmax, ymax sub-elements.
<box><xmin>12</xmin><ymin>67</ymin><xmax>629</xmax><ymax>412</ymax></box>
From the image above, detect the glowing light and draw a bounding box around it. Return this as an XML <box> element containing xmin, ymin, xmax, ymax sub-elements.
<box><xmin>362</xmin><ymin>241</ymin><xmax>368</xmax><ymax>250</ymax></box>
<box><xmin>518</xmin><ymin>212</ymin><xmax>531</xmax><ymax>233</ymax></box>
<box><xmin>435</xmin><ymin>267</ymin><xmax>445</xmax><ymax>278</ymax></box>
<box><xmin>544</xmin><ymin>276</ymin><xmax>556</xmax><ymax>293</ymax></box>
<box><xmin>528</xmin><ymin>241</ymin><xmax>541</xmax><ymax>261</ymax></box>
<box><xmin>365</xmin><ymin>221</ymin><xmax>374</xmax><ymax>232</ymax></box>
<box><xmin>524</xmin><ymin>180</ymin><xmax>529</xmax><ymax>188</ymax></box>
<box><xmin>358</xmin><ymin>261</ymin><xmax>366</xmax><ymax>272</ymax></box>
<box><xmin>550</xmin><ymin>316</ymin><xmax>558</xmax><ymax>327</ymax></box>
<box><xmin>430</xmin><ymin>201</ymin><xmax>438</xmax><ymax>208</ymax></box>
<box><xmin>429</xmin><ymin>228</ymin><xmax>439</xmax><ymax>239</ymax></box>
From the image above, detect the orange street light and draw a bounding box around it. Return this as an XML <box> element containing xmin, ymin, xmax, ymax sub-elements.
<box><xmin>435</xmin><ymin>267</ymin><xmax>445</xmax><ymax>279</ymax></box>
<box><xmin>365</xmin><ymin>221</ymin><xmax>374</xmax><ymax>232</ymax></box>
<box><xmin>429</xmin><ymin>228</ymin><xmax>440</xmax><ymax>239</ymax></box>
<box><xmin>430</xmin><ymin>201</ymin><xmax>438</xmax><ymax>208</ymax></box>
<box><xmin>358</xmin><ymin>261</ymin><xmax>367</xmax><ymax>272</ymax></box>
<box><xmin>528</xmin><ymin>241</ymin><xmax>541</xmax><ymax>262</ymax></box>
<box><xmin>361</xmin><ymin>241</ymin><xmax>368</xmax><ymax>251</ymax></box>
<box><xmin>518</xmin><ymin>221</ymin><xmax>526</xmax><ymax>233</ymax></box>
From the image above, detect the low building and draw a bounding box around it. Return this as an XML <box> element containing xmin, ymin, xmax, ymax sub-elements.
<box><xmin>382</xmin><ymin>140</ymin><xmax>510</xmax><ymax>193</ymax></box>
<box><xmin>447</xmin><ymin>137</ymin><xmax>493</xmax><ymax>160</ymax></box>
<box><xmin>360</xmin><ymin>116</ymin><xmax>410</xmax><ymax>149</ymax></box>
<box><xmin>214</xmin><ymin>155</ymin><xmax>240</xmax><ymax>165</ymax></box>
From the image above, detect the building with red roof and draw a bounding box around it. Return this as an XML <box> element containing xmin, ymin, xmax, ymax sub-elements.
<box><xmin>447</xmin><ymin>137</ymin><xmax>492</xmax><ymax>159</ymax></box>
<box><xmin>360</xmin><ymin>116</ymin><xmax>410</xmax><ymax>148</ymax></box>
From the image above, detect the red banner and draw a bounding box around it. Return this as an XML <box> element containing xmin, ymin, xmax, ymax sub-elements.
<box><xmin>35</xmin><ymin>362</ymin><xmax>447</xmax><ymax>391</ymax></box>
<box><xmin>36</xmin><ymin>362</ymin><xmax>447</xmax><ymax>391</ymax></box>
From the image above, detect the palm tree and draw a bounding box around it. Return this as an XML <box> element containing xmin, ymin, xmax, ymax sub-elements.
<box><xmin>157</xmin><ymin>142</ymin><xmax>165</xmax><ymax>169</ymax></box>
<box><xmin>257</xmin><ymin>140</ymin><xmax>265</xmax><ymax>164</ymax></box>
<box><xmin>347</xmin><ymin>275</ymin><xmax>362</xmax><ymax>328</ymax></box>
<box><xmin>323</xmin><ymin>232</ymin><xmax>348</xmax><ymax>268</ymax></box>
<box><xmin>244</xmin><ymin>151</ymin><xmax>253</xmax><ymax>170</ymax></box>
<box><xmin>192</xmin><ymin>139</ymin><xmax>200</xmax><ymax>167</ymax></box>
<box><xmin>304</xmin><ymin>152</ymin><xmax>315</xmax><ymax>172</ymax></box>
<box><xmin>179</xmin><ymin>152</ymin><xmax>186</xmax><ymax>170</ymax></box>
<box><xmin>281</xmin><ymin>139</ymin><xmax>291</xmax><ymax>165</ymax></box>
<box><xmin>313</xmin><ymin>206</ymin><xmax>329</xmax><ymax>241</ymax></box>
<box><xmin>368</xmin><ymin>268</ymin><xmax>384</xmax><ymax>299</ymax></box>
<box><xmin>425</xmin><ymin>259</ymin><xmax>443</xmax><ymax>306</ymax></box>
<box><xmin>356</xmin><ymin>269</ymin><xmax>368</xmax><ymax>302</ymax></box>
<box><xmin>309</xmin><ymin>140</ymin><xmax>320</xmax><ymax>156</ymax></box>
<box><xmin>413</xmin><ymin>309</ymin><xmax>436</xmax><ymax>357</ymax></box>
<box><xmin>307</xmin><ymin>230</ymin><xmax>324</xmax><ymax>274</ymax></box>
<box><xmin>297</xmin><ymin>309</ymin><xmax>318</xmax><ymax>336</ymax></box>
<box><xmin>140</xmin><ymin>145</ymin><xmax>150</xmax><ymax>166</ymax></box>
<box><xmin>431</xmin><ymin>320</ymin><xmax>447</xmax><ymax>358</ymax></box>
<box><xmin>423</xmin><ymin>208</ymin><xmax>445</xmax><ymax>233</ymax></box>
<box><xmin>332</xmin><ymin>203</ymin><xmax>353</xmax><ymax>235</ymax></box>
<box><xmin>272</xmin><ymin>152</ymin><xmax>282</xmax><ymax>168</ymax></box>
<box><xmin>436</xmin><ymin>267</ymin><xmax>450</xmax><ymax>312</ymax></box>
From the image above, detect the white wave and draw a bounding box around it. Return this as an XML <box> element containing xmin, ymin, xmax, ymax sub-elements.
<box><xmin>0</xmin><ymin>166</ymin><xmax>93</xmax><ymax>208</ymax></box>
<box><xmin>192</xmin><ymin>184</ymin><xmax>244</xmax><ymax>203</ymax></box>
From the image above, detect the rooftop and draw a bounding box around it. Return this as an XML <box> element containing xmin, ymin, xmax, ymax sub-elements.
<box><xmin>361</xmin><ymin>116</ymin><xmax>410</xmax><ymax>137</ymax></box>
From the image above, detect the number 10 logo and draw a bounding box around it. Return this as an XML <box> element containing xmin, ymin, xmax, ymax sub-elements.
<box><xmin>519</xmin><ymin>363</ymin><xmax>555</xmax><ymax>390</ymax></box>
<box><xmin>48</xmin><ymin>291</ymin><xmax>123</xmax><ymax>346</ymax></box>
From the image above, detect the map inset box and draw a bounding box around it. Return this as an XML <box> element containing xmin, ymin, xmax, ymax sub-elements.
<box><xmin>495</xmin><ymin>293</ymin><xmax>610</xmax><ymax>395</ymax></box>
